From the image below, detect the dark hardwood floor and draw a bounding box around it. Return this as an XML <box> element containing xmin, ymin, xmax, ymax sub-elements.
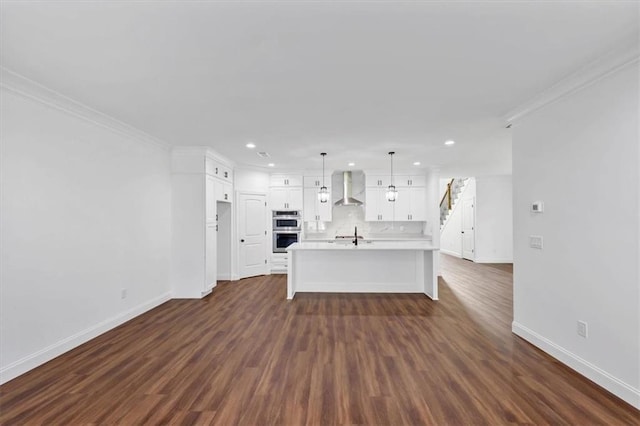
<box><xmin>1</xmin><ymin>255</ymin><xmax>637</xmax><ymax>425</ymax></box>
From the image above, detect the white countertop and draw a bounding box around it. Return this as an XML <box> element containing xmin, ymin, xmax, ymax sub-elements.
<box><xmin>303</xmin><ymin>235</ymin><xmax>432</xmax><ymax>242</ymax></box>
<box><xmin>287</xmin><ymin>241</ymin><xmax>438</xmax><ymax>251</ymax></box>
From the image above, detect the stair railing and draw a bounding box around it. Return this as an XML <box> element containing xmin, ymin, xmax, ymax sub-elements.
<box><xmin>440</xmin><ymin>179</ymin><xmax>454</xmax><ymax>210</ymax></box>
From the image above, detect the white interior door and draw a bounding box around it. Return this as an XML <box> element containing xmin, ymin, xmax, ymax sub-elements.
<box><xmin>462</xmin><ymin>197</ymin><xmax>475</xmax><ymax>260</ymax></box>
<box><xmin>238</xmin><ymin>193</ymin><xmax>267</xmax><ymax>279</ymax></box>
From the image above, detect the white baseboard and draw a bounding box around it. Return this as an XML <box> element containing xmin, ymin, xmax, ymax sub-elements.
<box><xmin>512</xmin><ymin>321</ymin><xmax>640</xmax><ymax>409</ymax></box>
<box><xmin>474</xmin><ymin>257</ymin><xmax>513</xmax><ymax>264</ymax></box>
<box><xmin>217</xmin><ymin>273</ymin><xmax>231</xmax><ymax>280</ymax></box>
<box><xmin>439</xmin><ymin>249</ymin><xmax>461</xmax><ymax>258</ymax></box>
<box><xmin>0</xmin><ymin>291</ymin><xmax>172</xmax><ymax>385</ymax></box>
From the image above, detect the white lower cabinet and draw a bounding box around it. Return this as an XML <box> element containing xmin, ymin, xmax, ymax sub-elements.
<box><xmin>271</xmin><ymin>253</ymin><xmax>288</xmax><ymax>274</ymax></box>
<box><xmin>303</xmin><ymin>187</ymin><xmax>332</xmax><ymax>221</ymax></box>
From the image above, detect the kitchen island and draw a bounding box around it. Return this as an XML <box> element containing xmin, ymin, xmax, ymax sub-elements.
<box><xmin>286</xmin><ymin>241</ymin><xmax>438</xmax><ymax>300</ymax></box>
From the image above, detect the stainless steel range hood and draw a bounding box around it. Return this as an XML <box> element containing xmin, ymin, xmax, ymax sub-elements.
<box><xmin>334</xmin><ymin>171</ymin><xmax>363</xmax><ymax>206</ymax></box>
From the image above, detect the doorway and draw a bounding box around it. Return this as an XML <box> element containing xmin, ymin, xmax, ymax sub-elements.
<box><xmin>238</xmin><ymin>193</ymin><xmax>268</xmax><ymax>279</ymax></box>
<box><xmin>461</xmin><ymin>197</ymin><xmax>475</xmax><ymax>261</ymax></box>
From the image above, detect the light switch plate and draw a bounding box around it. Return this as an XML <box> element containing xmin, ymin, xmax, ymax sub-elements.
<box><xmin>529</xmin><ymin>235</ymin><xmax>543</xmax><ymax>249</ymax></box>
<box><xmin>531</xmin><ymin>201</ymin><xmax>544</xmax><ymax>213</ymax></box>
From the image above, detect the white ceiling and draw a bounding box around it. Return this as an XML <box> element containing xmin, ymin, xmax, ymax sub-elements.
<box><xmin>1</xmin><ymin>1</ymin><xmax>638</xmax><ymax>175</ymax></box>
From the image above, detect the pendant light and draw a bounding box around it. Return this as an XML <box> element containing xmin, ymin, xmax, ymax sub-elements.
<box><xmin>318</xmin><ymin>153</ymin><xmax>329</xmax><ymax>203</ymax></box>
<box><xmin>386</xmin><ymin>151</ymin><xmax>398</xmax><ymax>202</ymax></box>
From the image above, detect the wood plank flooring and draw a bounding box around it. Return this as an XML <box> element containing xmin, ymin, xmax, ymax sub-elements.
<box><xmin>1</xmin><ymin>254</ymin><xmax>638</xmax><ymax>425</ymax></box>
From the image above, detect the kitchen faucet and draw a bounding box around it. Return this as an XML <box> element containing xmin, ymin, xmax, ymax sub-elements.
<box><xmin>353</xmin><ymin>226</ymin><xmax>358</xmax><ymax>246</ymax></box>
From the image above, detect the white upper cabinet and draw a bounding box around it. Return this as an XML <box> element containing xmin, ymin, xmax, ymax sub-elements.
<box><xmin>270</xmin><ymin>174</ymin><xmax>303</xmax><ymax>210</ymax></box>
<box><xmin>215</xmin><ymin>180</ymin><xmax>232</xmax><ymax>203</ymax></box>
<box><xmin>303</xmin><ymin>176</ymin><xmax>330</xmax><ymax>188</ymax></box>
<box><xmin>205</xmin><ymin>157</ymin><xmax>233</xmax><ymax>203</ymax></box>
<box><xmin>271</xmin><ymin>187</ymin><xmax>303</xmax><ymax>211</ymax></box>
<box><xmin>303</xmin><ymin>187</ymin><xmax>332</xmax><ymax>222</ymax></box>
<box><xmin>365</xmin><ymin>187</ymin><xmax>394</xmax><ymax>221</ymax></box>
<box><xmin>270</xmin><ymin>174</ymin><xmax>303</xmax><ymax>187</ymax></box>
<box><xmin>365</xmin><ymin>174</ymin><xmax>390</xmax><ymax>187</ymax></box>
<box><xmin>394</xmin><ymin>175</ymin><xmax>426</xmax><ymax>187</ymax></box>
<box><xmin>394</xmin><ymin>187</ymin><xmax>427</xmax><ymax>221</ymax></box>
<box><xmin>206</xmin><ymin>158</ymin><xmax>233</xmax><ymax>183</ymax></box>
<box><xmin>366</xmin><ymin>173</ymin><xmax>425</xmax><ymax>188</ymax></box>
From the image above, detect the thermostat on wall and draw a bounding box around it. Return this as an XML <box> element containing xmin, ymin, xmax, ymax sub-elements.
<box><xmin>531</xmin><ymin>201</ymin><xmax>544</xmax><ymax>213</ymax></box>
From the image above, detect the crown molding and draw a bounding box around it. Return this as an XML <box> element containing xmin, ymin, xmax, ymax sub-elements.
<box><xmin>0</xmin><ymin>67</ymin><xmax>171</xmax><ymax>152</ymax></box>
<box><xmin>171</xmin><ymin>146</ymin><xmax>235</xmax><ymax>167</ymax></box>
<box><xmin>503</xmin><ymin>40</ymin><xmax>639</xmax><ymax>125</ymax></box>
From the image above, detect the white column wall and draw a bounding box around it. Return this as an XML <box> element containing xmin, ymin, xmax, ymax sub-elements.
<box><xmin>475</xmin><ymin>175</ymin><xmax>513</xmax><ymax>263</ymax></box>
<box><xmin>512</xmin><ymin>62</ymin><xmax>639</xmax><ymax>408</ymax></box>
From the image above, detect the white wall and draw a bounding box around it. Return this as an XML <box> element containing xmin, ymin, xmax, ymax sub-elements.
<box><xmin>0</xmin><ymin>86</ymin><xmax>172</xmax><ymax>384</ymax></box>
<box><xmin>512</xmin><ymin>62</ymin><xmax>639</xmax><ymax>408</ymax></box>
<box><xmin>234</xmin><ymin>168</ymin><xmax>270</xmax><ymax>193</ymax></box>
<box><xmin>475</xmin><ymin>176</ymin><xmax>513</xmax><ymax>263</ymax></box>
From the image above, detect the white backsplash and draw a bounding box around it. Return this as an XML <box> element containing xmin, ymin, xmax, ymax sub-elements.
<box><xmin>304</xmin><ymin>205</ymin><xmax>425</xmax><ymax>237</ymax></box>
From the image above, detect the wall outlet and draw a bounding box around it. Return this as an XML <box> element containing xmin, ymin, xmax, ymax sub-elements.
<box><xmin>529</xmin><ymin>235</ymin><xmax>543</xmax><ymax>249</ymax></box>
<box><xmin>121</xmin><ymin>288</ymin><xmax>127</xmax><ymax>299</ymax></box>
<box><xmin>577</xmin><ymin>320</ymin><xmax>588</xmax><ymax>338</ymax></box>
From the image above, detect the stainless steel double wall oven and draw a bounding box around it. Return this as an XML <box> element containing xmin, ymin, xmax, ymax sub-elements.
<box><xmin>272</xmin><ymin>210</ymin><xmax>301</xmax><ymax>253</ymax></box>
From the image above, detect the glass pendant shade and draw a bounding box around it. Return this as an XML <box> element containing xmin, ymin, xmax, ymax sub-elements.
<box><xmin>318</xmin><ymin>186</ymin><xmax>329</xmax><ymax>203</ymax></box>
<box><xmin>386</xmin><ymin>184</ymin><xmax>398</xmax><ymax>202</ymax></box>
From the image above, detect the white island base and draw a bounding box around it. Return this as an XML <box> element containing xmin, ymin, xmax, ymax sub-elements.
<box><xmin>286</xmin><ymin>241</ymin><xmax>438</xmax><ymax>300</ymax></box>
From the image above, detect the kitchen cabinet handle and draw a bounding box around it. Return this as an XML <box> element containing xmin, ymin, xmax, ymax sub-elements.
<box><xmin>241</xmin><ymin>239</ymin><xmax>245</xmax><ymax>242</ymax></box>
<box><xmin>224</xmin><ymin>193</ymin><xmax>228</xmax><ymax>200</ymax></box>
<box><xmin>224</xmin><ymin>171</ymin><xmax>228</xmax><ymax>178</ymax></box>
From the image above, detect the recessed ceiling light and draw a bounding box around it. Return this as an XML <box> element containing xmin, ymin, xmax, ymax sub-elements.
<box><xmin>267</xmin><ymin>163</ymin><xmax>275</xmax><ymax>167</ymax></box>
<box><xmin>413</xmin><ymin>161</ymin><xmax>421</xmax><ymax>166</ymax></box>
<box><xmin>444</xmin><ymin>140</ymin><xmax>455</xmax><ymax>146</ymax></box>
<box><xmin>246</xmin><ymin>142</ymin><xmax>256</xmax><ymax>149</ymax></box>
<box><xmin>348</xmin><ymin>162</ymin><xmax>355</xmax><ymax>166</ymax></box>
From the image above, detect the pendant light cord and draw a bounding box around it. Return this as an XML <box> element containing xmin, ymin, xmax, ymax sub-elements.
<box><xmin>389</xmin><ymin>151</ymin><xmax>395</xmax><ymax>185</ymax></box>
